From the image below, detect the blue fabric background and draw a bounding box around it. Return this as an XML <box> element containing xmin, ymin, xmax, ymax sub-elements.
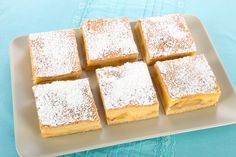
<box><xmin>0</xmin><ymin>0</ymin><xmax>235</xmax><ymax>156</ymax></box>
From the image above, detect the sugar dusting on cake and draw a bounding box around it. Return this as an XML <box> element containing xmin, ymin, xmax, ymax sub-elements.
<box><xmin>29</xmin><ymin>30</ymin><xmax>81</xmax><ymax>77</ymax></box>
<box><xmin>32</xmin><ymin>79</ymin><xmax>97</xmax><ymax>126</ymax></box>
<box><xmin>156</xmin><ymin>55</ymin><xmax>220</xmax><ymax>99</ymax></box>
<box><xmin>96</xmin><ymin>61</ymin><xmax>158</xmax><ymax>109</ymax></box>
<box><xmin>82</xmin><ymin>17</ymin><xmax>138</xmax><ymax>60</ymax></box>
<box><xmin>139</xmin><ymin>14</ymin><xmax>196</xmax><ymax>58</ymax></box>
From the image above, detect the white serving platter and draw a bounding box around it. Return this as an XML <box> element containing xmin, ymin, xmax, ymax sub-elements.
<box><xmin>10</xmin><ymin>15</ymin><xmax>236</xmax><ymax>157</ymax></box>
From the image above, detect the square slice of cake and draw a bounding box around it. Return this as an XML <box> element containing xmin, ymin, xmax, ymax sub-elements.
<box><xmin>153</xmin><ymin>55</ymin><xmax>221</xmax><ymax>115</ymax></box>
<box><xmin>32</xmin><ymin>79</ymin><xmax>101</xmax><ymax>138</ymax></box>
<box><xmin>81</xmin><ymin>17</ymin><xmax>139</xmax><ymax>68</ymax></box>
<box><xmin>135</xmin><ymin>14</ymin><xmax>196</xmax><ymax>65</ymax></box>
<box><xmin>96</xmin><ymin>61</ymin><xmax>159</xmax><ymax>125</ymax></box>
<box><xmin>29</xmin><ymin>29</ymin><xmax>82</xmax><ymax>84</ymax></box>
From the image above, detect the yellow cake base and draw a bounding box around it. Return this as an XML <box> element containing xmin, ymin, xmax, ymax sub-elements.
<box><xmin>40</xmin><ymin>120</ymin><xmax>101</xmax><ymax>138</ymax></box>
<box><xmin>105</xmin><ymin>104</ymin><xmax>159</xmax><ymax>125</ymax></box>
<box><xmin>32</xmin><ymin>71</ymin><xmax>82</xmax><ymax>84</ymax></box>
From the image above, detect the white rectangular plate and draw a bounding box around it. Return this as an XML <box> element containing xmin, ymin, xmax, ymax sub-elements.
<box><xmin>10</xmin><ymin>15</ymin><xmax>236</xmax><ymax>157</ymax></box>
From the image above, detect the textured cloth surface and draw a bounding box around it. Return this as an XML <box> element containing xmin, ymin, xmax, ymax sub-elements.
<box><xmin>0</xmin><ymin>0</ymin><xmax>236</xmax><ymax>156</ymax></box>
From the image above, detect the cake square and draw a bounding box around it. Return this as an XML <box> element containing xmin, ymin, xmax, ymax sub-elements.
<box><xmin>29</xmin><ymin>29</ymin><xmax>82</xmax><ymax>84</ymax></box>
<box><xmin>135</xmin><ymin>14</ymin><xmax>196</xmax><ymax>65</ymax></box>
<box><xmin>153</xmin><ymin>55</ymin><xmax>221</xmax><ymax>115</ymax></box>
<box><xmin>32</xmin><ymin>79</ymin><xmax>101</xmax><ymax>138</ymax></box>
<box><xmin>81</xmin><ymin>17</ymin><xmax>139</xmax><ymax>68</ymax></box>
<box><xmin>96</xmin><ymin>61</ymin><xmax>159</xmax><ymax>125</ymax></box>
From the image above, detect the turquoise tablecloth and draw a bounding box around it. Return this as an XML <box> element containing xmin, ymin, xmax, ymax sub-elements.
<box><xmin>0</xmin><ymin>0</ymin><xmax>235</xmax><ymax>156</ymax></box>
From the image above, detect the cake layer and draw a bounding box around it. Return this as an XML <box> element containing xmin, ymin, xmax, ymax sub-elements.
<box><xmin>165</xmin><ymin>94</ymin><xmax>220</xmax><ymax>115</ymax></box>
<box><xmin>32</xmin><ymin>71</ymin><xmax>81</xmax><ymax>85</ymax></box>
<box><xmin>105</xmin><ymin>105</ymin><xmax>159</xmax><ymax>125</ymax></box>
<box><xmin>40</xmin><ymin>120</ymin><xmax>101</xmax><ymax>138</ymax></box>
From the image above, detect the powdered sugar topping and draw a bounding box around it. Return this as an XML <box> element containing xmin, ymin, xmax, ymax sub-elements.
<box><xmin>96</xmin><ymin>61</ymin><xmax>158</xmax><ymax>109</ymax></box>
<box><xmin>139</xmin><ymin>14</ymin><xmax>196</xmax><ymax>58</ymax></box>
<box><xmin>82</xmin><ymin>17</ymin><xmax>138</xmax><ymax>60</ymax></box>
<box><xmin>32</xmin><ymin>79</ymin><xmax>97</xmax><ymax>126</ymax></box>
<box><xmin>29</xmin><ymin>30</ymin><xmax>81</xmax><ymax>77</ymax></box>
<box><xmin>156</xmin><ymin>55</ymin><xmax>220</xmax><ymax>99</ymax></box>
